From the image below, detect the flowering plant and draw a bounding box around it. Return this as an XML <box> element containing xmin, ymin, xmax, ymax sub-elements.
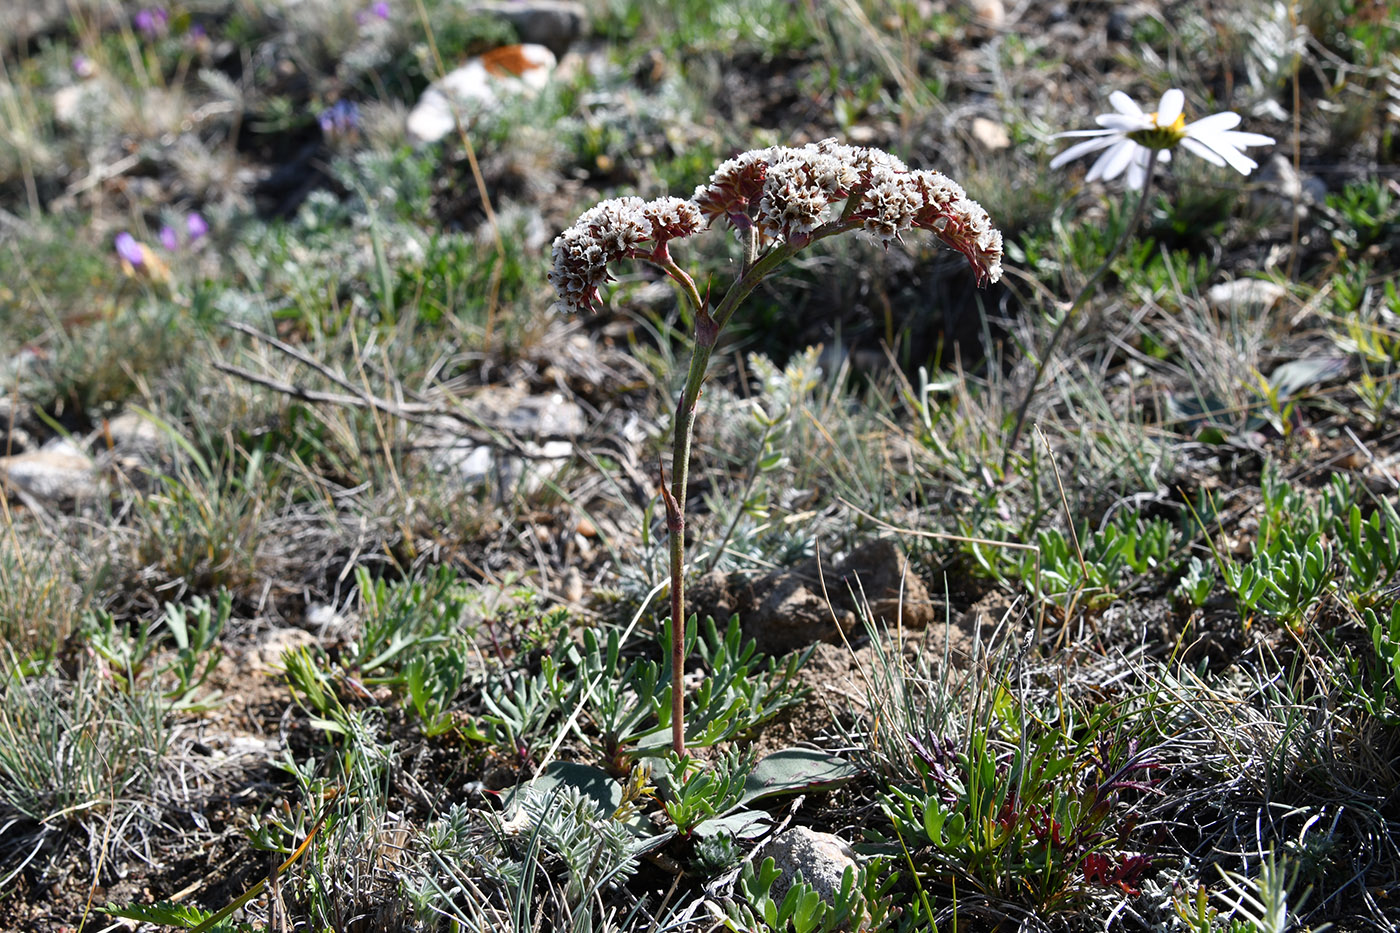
<box><xmin>1048</xmin><ymin>88</ymin><xmax>1275</xmax><ymax>192</ymax></box>
<box><xmin>1006</xmin><ymin>88</ymin><xmax>1275</xmax><ymax>460</ymax></box>
<box><xmin>550</xmin><ymin>140</ymin><xmax>1002</xmax><ymax>756</ymax></box>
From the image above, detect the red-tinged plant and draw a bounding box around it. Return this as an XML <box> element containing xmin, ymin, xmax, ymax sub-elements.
<box><xmin>549</xmin><ymin>140</ymin><xmax>1002</xmax><ymax>757</ymax></box>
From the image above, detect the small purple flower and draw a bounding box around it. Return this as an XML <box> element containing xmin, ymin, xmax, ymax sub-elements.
<box><xmin>134</xmin><ymin>7</ymin><xmax>168</xmax><ymax>38</ymax></box>
<box><xmin>159</xmin><ymin>226</ymin><xmax>178</xmax><ymax>251</ymax></box>
<box><xmin>186</xmin><ymin>212</ymin><xmax>209</xmax><ymax>241</ymax></box>
<box><xmin>72</xmin><ymin>54</ymin><xmax>95</xmax><ymax>78</ymax></box>
<box><xmin>372</xmin><ymin>1</ymin><xmax>390</xmax><ymax>18</ymax></box>
<box><xmin>318</xmin><ymin>100</ymin><xmax>360</xmax><ymax>141</ymax></box>
<box><xmin>115</xmin><ymin>232</ymin><xmax>145</xmax><ymax>267</ymax></box>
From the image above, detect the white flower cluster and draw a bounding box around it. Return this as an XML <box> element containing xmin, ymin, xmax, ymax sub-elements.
<box><xmin>549</xmin><ymin>140</ymin><xmax>1003</xmax><ymax>315</ymax></box>
<box><xmin>548</xmin><ymin>195</ymin><xmax>703</xmax><ymax>315</ymax></box>
<box><xmin>692</xmin><ymin>139</ymin><xmax>1002</xmax><ymax>283</ymax></box>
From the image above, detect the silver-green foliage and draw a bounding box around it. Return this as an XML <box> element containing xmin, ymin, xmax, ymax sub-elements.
<box><xmin>415</xmin><ymin>786</ymin><xmax>653</xmax><ymax>930</ymax></box>
<box><xmin>720</xmin><ymin>855</ymin><xmax>899</xmax><ymax>933</ymax></box>
<box><xmin>0</xmin><ymin>654</ymin><xmax>170</xmax><ymax>877</ymax></box>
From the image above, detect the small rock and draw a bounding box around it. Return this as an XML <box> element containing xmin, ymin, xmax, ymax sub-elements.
<box><xmin>503</xmin><ymin>391</ymin><xmax>586</xmax><ymax>438</ymax></box>
<box><xmin>0</xmin><ymin>439</ymin><xmax>101</xmax><ymax>502</ymax></box>
<box><xmin>96</xmin><ymin>408</ymin><xmax>169</xmax><ymax>477</ymax></box>
<box><xmin>1250</xmin><ymin>154</ymin><xmax>1327</xmax><ymax>221</ymax></box>
<box><xmin>406</xmin><ymin>44</ymin><xmax>556</xmax><ymax>145</ymax></box>
<box><xmin>467</xmin><ymin>1</ymin><xmax>587</xmax><ymax>58</ymax></box>
<box><xmin>102</xmin><ymin>410</ymin><xmax>163</xmax><ymax>450</ymax></box>
<box><xmin>306</xmin><ymin>603</ymin><xmax>351</xmax><ymax>634</ymax></box>
<box><xmin>691</xmin><ymin>539</ymin><xmax>935</xmax><ymax>656</ymax></box>
<box><xmin>438</xmin><ymin>444</ymin><xmax>496</xmax><ymax>487</ymax></box>
<box><xmin>965</xmin><ymin>0</ymin><xmax>1004</xmax><ymax>27</ymax></box>
<box><xmin>562</xmin><ymin>566</ymin><xmax>584</xmax><ymax>603</ymax></box>
<box><xmin>757</xmin><ymin>827</ymin><xmax>859</xmax><ymax>902</ymax></box>
<box><xmin>1106</xmin><ymin>8</ymin><xmax>1134</xmax><ymax>40</ymax></box>
<box><xmin>1206</xmin><ymin>278</ymin><xmax>1287</xmax><ymax>313</ymax></box>
<box><xmin>249</xmin><ymin>627</ymin><xmax>319</xmax><ymax>673</ymax></box>
<box><xmin>971</xmin><ymin>116</ymin><xmax>1011</xmax><ymax>151</ymax></box>
<box><xmin>427</xmin><ymin>386</ymin><xmax>586</xmax><ymax>494</ymax></box>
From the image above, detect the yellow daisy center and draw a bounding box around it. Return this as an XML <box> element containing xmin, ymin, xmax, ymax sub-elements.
<box><xmin>1127</xmin><ymin>111</ymin><xmax>1188</xmax><ymax>151</ymax></box>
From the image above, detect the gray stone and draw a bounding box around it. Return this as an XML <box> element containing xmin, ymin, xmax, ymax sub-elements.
<box><xmin>690</xmin><ymin>539</ymin><xmax>936</xmax><ymax>656</ymax></box>
<box><xmin>467</xmin><ymin>1</ymin><xmax>587</xmax><ymax>58</ymax></box>
<box><xmin>757</xmin><ymin>827</ymin><xmax>859</xmax><ymax>902</ymax></box>
<box><xmin>0</xmin><ymin>438</ymin><xmax>101</xmax><ymax>502</ymax></box>
<box><xmin>1251</xmin><ymin>154</ymin><xmax>1327</xmax><ymax>221</ymax></box>
<box><xmin>425</xmin><ymin>387</ymin><xmax>585</xmax><ymax>494</ymax></box>
<box><xmin>1206</xmin><ymin>278</ymin><xmax>1287</xmax><ymax>313</ymax></box>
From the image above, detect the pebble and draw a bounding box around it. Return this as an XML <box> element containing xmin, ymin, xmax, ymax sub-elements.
<box><xmin>406</xmin><ymin>44</ymin><xmax>556</xmax><ymax>145</ymax></box>
<box><xmin>0</xmin><ymin>439</ymin><xmax>101</xmax><ymax>503</ymax></box>
<box><xmin>757</xmin><ymin>827</ymin><xmax>859</xmax><ymax>901</ymax></box>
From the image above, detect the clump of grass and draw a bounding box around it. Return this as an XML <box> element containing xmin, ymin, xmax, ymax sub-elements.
<box><xmin>0</xmin><ymin>651</ymin><xmax>170</xmax><ymax>884</ymax></box>
<box><xmin>0</xmin><ymin>519</ymin><xmax>87</xmax><ymax>660</ymax></box>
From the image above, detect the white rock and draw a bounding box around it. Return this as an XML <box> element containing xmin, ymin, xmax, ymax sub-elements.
<box><xmin>971</xmin><ymin>116</ymin><xmax>1010</xmax><ymax>150</ymax></box>
<box><xmin>1206</xmin><ymin>278</ymin><xmax>1287</xmax><ymax>312</ymax></box>
<box><xmin>406</xmin><ymin>44</ymin><xmax>556</xmax><ymax>145</ymax></box>
<box><xmin>306</xmin><ymin>602</ymin><xmax>351</xmax><ymax>633</ymax></box>
<box><xmin>0</xmin><ymin>439</ymin><xmax>100</xmax><ymax>502</ymax></box>
<box><xmin>249</xmin><ymin>627</ymin><xmax>319</xmax><ymax>673</ymax></box>
<box><xmin>439</xmin><ymin>444</ymin><xmax>496</xmax><ymax>487</ymax></box>
<box><xmin>102</xmin><ymin>410</ymin><xmax>163</xmax><ymax>450</ymax></box>
<box><xmin>966</xmin><ymin>0</ymin><xmax>1005</xmax><ymax>26</ymax></box>
<box><xmin>756</xmin><ymin>827</ymin><xmax>859</xmax><ymax>901</ymax></box>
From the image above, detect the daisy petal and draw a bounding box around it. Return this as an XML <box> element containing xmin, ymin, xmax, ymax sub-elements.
<box><xmin>1125</xmin><ymin>151</ymin><xmax>1150</xmax><ymax>190</ymax></box>
<box><xmin>1179</xmin><ymin>136</ymin><xmax>1227</xmax><ymax>167</ymax></box>
<box><xmin>1050</xmin><ymin>129</ymin><xmax>1119</xmax><ymax>139</ymax></box>
<box><xmin>1050</xmin><ymin>135</ymin><xmax>1119</xmax><ymax>168</ymax></box>
<box><xmin>1098</xmin><ymin>114</ymin><xmax>1150</xmax><ymax>131</ymax></box>
<box><xmin>1109</xmin><ymin>91</ymin><xmax>1144</xmax><ymax>117</ymax></box>
<box><xmin>1157</xmin><ymin>89</ymin><xmax>1184</xmax><ymax>125</ymax></box>
<box><xmin>1217</xmin><ymin>130</ymin><xmax>1275</xmax><ymax>148</ymax></box>
<box><xmin>1193</xmin><ymin>135</ymin><xmax>1259</xmax><ymax>174</ymax></box>
<box><xmin>1185</xmin><ymin>111</ymin><xmax>1242</xmax><ymax>134</ymax></box>
<box><xmin>1092</xmin><ymin>139</ymin><xmax>1140</xmax><ymax>182</ymax></box>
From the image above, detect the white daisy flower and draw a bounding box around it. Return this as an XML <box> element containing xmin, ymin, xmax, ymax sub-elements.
<box><xmin>1050</xmin><ymin>88</ymin><xmax>1275</xmax><ymax>190</ymax></box>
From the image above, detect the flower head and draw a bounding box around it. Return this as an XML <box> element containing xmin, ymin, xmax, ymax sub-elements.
<box><xmin>114</xmin><ymin>232</ymin><xmax>171</xmax><ymax>283</ymax></box>
<box><xmin>159</xmin><ymin>225</ymin><xmax>178</xmax><ymax>251</ymax></box>
<box><xmin>115</xmin><ymin>232</ymin><xmax>145</xmax><ymax>268</ymax></box>
<box><xmin>1050</xmin><ymin>88</ymin><xmax>1275</xmax><ymax>190</ymax></box>
<box><xmin>319</xmin><ymin>100</ymin><xmax>361</xmax><ymax>142</ymax></box>
<box><xmin>689</xmin><ymin>140</ymin><xmax>1002</xmax><ymax>281</ymax></box>
<box><xmin>548</xmin><ymin>196</ymin><xmax>703</xmax><ymax>314</ymax></box>
<box><xmin>186</xmin><ymin>212</ymin><xmax>209</xmax><ymax>241</ymax></box>
<box><xmin>133</xmin><ymin>7</ymin><xmax>168</xmax><ymax>38</ymax></box>
<box><xmin>557</xmin><ymin>141</ymin><xmax>1002</xmax><ymax>316</ymax></box>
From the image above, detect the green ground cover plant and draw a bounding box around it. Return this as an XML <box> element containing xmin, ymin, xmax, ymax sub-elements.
<box><xmin>1</xmin><ymin>0</ymin><xmax>1398</xmax><ymax>930</ymax></box>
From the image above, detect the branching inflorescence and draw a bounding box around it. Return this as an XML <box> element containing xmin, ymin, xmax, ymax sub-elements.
<box><xmin>550</xmin><ymin>140</ymin><xmax>1003</xmax><ymax>756</ymax></box>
